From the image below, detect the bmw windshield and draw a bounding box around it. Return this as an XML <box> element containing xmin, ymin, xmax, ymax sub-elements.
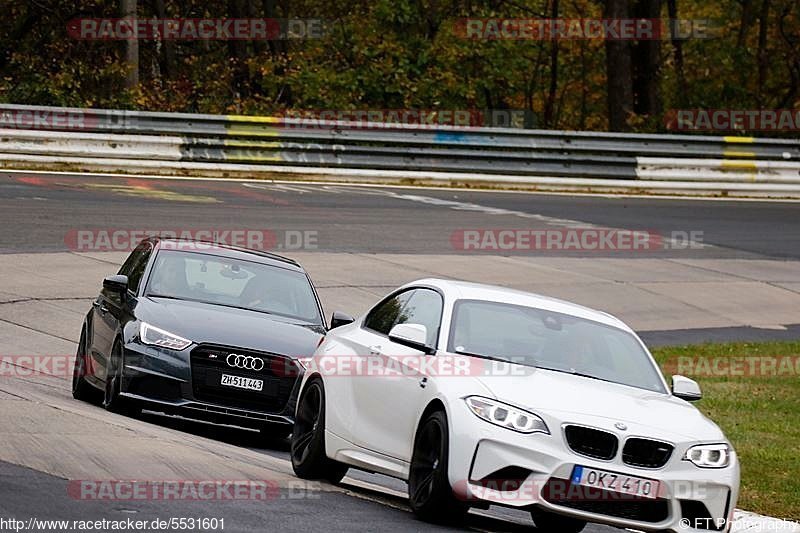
<box><xmin>145</xmin><ymin>250</ymin><xmax>322</xmax><ymax>325</ymax></box>
<box><xmin>448</xmin><ymin>299</ymin><xmax>666</xmax><ymax>394</ymax></box>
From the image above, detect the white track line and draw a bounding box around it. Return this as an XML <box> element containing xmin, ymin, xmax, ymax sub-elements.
<box><xmin>4</xmin><ymin>168</ymin><xmax>800</xmax><ymax>203</ymax></box>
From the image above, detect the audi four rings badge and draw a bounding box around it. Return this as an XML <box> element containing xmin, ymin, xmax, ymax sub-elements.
<box><xmin>226</xmin><ymin>353</ymin><xmax>264</xmax><ymax>371</ymax></box>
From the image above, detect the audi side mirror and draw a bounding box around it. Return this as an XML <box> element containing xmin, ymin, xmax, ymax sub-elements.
<box><xmin>103</xmin><ymin>274</ymin><xmax>129</xmax><ymax>294</ymax></box>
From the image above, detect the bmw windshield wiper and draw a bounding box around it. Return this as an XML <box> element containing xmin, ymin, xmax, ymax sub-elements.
<box><xmin>536</xmin><ymin>365</ymin><xmax>615</xmax><ymax>384</ymax></box>
<box><xmin>453</xmin><ymin>349</ymin><xmax>517</xmax><ymax>364</ymax></box>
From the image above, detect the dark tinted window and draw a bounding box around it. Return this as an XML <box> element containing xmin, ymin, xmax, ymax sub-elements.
<box><xmin>118</xmin><ymin>246</ymin><xmax>141</xmax><ymax>277</ymax></box>
<box><xmin>364</xmin><ymin>288</ymin><xmax>443</xmax><ymax>347</ymax></box>
<box><xmin>364</xmin><ymin>290</ymin><xmax>414</xmax><ymax>335</ymax></box>
<box><xmin>394</xmin><ymin>289</ymin><xmax>443</xmax><ymax>347</ymax></box>
<box><xmin>118</xmin><ymin>242</ymin><xmax>153</xmax><ymax>294</ymax></box>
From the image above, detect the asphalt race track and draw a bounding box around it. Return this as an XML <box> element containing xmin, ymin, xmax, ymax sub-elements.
<box><xmin>2</xmin><ymin>170</ymin><xmax>800</xmax><ymax>532</ymax></box>
<box><xmin>3</xmin><ymin>171</ymin><xmax>800</xmax><ymax>259</ymax></box>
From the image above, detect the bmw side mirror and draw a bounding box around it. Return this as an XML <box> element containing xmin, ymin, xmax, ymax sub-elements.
<box><xmin>330</xmin><ymin>311</ymin><xmax>355</xmax><ymax>330</ymax></box>
<box><xmin>103</xmin><ymin>274</ymin><xmax>129</xmax><ymax>294</ymax></box>
<box><xmin>672</xmin><ymin>375</ymin><xmax>702</xmax><ymax>402</ymax></box>
<box><xmin>389</xmin><ymin>323</ymin><xmax>434</xmax><ymax>355</ymax></box>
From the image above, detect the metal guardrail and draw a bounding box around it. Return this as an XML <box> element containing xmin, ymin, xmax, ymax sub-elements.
<box><xmin>1</xmin><ymin>103</ymin><xmax>799</xmax><ymax>194</ymax></box>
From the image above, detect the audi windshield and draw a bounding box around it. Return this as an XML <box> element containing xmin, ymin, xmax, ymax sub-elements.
<box><xmin>145</xmin><ymin>250</ymin><xmax>322</xmax><ymax>324</ymax></box>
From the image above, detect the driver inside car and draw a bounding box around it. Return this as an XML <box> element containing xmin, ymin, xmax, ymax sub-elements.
<box><xmin>149</xmin><ymin>255</ymin><xmax>190</xmax><ymax>296</ymax></box>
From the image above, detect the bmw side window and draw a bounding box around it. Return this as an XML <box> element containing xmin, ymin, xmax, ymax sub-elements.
<box><xmin>363</xmin><ymin>290</ymin><xmax>414</xmax><ymax>335</ymax></box>
<box><xmin>123</xmin><ymin>242</ymin><xmax>153</xmax><ymax>295</ymax></box>
<box><xmin>393</xmin><ymin>289</ymin><xmax>443</xmax><ymax>347</ymax></box>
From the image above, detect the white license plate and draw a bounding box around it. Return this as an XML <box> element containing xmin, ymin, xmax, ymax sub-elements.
<box><xmin>220</xmin><ymin>374</ymin><xmax>263</xmax><ymax>392</ymax></box>
<box><xmin>571</xmin><ymin>466</ymin><xmax>659</xmax><ymax>499</ymax></box>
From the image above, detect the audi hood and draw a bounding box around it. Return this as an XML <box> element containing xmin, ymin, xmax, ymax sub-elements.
<box><xmin>134</xmin><ymin>296</ymin><xmax>324</xmax><ymax>357</ymax></box>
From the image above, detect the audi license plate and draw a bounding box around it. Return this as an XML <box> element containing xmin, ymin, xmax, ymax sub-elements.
<box><xmin>220</xmin><ymin>374</ymin><xmax>263</xmax><ymax>392</ymax></box>
<box><xmin>571</xmin><ymin>466</ymin><xmax>659</xmax><ymax>499</ymax></box>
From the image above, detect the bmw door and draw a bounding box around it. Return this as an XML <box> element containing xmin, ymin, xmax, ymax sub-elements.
<box><xmin>348</xmin><ymin>288</ymin><xmax>444</xmax><ymax>463</ymax></box>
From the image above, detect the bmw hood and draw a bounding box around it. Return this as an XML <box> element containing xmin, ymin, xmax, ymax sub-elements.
<box><xmin>136</xmin><ymin>297</ymin><xmax>324</xmax><ymax>357</ymax></box>
<box><xmin>474</xmin><ymin>364</ymin><xmax>725</xmax><ymax>442</ymax></box>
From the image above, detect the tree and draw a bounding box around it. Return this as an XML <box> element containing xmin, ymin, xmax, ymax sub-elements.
<box><xmin>604</xmin><ymin>0</ymin><xmax>634</xmax><ymax>130</ymax></box>
<box><xmin>666</xmin><ymin>0</ymin><xmax>687</xmax><ymax>107</ymax></box>
<box><xmin>756</xmin><ymin>0</ymin><xmax>771</xmax><ymax>106</ymax></box>
<box><xmin>122</xmin><ymin>0</ymin><xmax>139</xmax><ymax>88</ymax></box>
<box><xmin>0</xmin><ymin>0</ymin><xmax>797</xmax><ymax>135</ymax></box>
<box><xmin>632</xmin><ymin>0</ymin><xmax>662</xmax><ymax>117</ymax></box>
<box><xmin>152</xmin><ymin>0</ymin><xmax>176</xmax><ymax>80</ymax></box>
<box><xmin>543</xmin><ymin>0</ymin><xmax>560</xmax><ymax>127</ymax></box>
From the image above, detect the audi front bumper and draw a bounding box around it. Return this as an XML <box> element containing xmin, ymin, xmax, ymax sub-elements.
<box><xmin>120</xmin><ymin>340</ymin><xmax>302</xmax><ymax>432</ymax></box>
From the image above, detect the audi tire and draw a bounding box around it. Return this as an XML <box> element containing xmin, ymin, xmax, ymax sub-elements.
<box><xmin>103</xmin><ymin>340</ymin><xmax>139</xmax><ymax>416</ymax></box>
<box><xmin>72</xmin><ymin>325</ymin><xmax>93</xmax><ymax>402</ymax></box>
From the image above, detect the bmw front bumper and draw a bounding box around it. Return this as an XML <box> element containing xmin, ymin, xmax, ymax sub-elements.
<box><xmin>447</xmin><ymin>400</ymin><xmax>740</xmax><ymax>533</ymax></box>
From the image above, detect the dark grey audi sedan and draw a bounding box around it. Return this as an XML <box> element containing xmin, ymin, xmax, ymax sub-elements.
<box><xmin>72</xmin><ymin>237</ymin><xmax>328</xmax><ymax>436</ymax></box>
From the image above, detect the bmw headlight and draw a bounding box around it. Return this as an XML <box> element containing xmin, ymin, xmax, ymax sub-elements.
<box><xmin>465</xmin><ymin>396</ymin><xmax>549</xmax><ymax>434</ymax></box>
<box><xmin>683</xmin><ymin>444</ymin><xmax>731</xmax><ymax>468</ymax></box>
<box><xmin>139</xmin><ymin>322</ymin><xmax>192</xmax><ymax>351</ymax></box>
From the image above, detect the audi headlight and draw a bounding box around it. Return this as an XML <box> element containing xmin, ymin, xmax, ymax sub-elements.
<box><xmin>139</xmin><ymin>322</ymin><xmax>192</xmax><ymax>351</ymax></box>
<box><xmin>684</xmin><ymin>444</ymin><xmax>731</xmax><ymax>468</ymax></box>
<box><xmin>465</xmin><ymin>396</ymin><xmax>549</xmax><ymax>434</ymax></box>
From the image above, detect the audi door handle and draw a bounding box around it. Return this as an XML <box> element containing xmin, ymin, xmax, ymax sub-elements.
<box><xmin>368</xmin><ymin>345</ymin><xmax>382</xmax><ymax>355</ymax></box>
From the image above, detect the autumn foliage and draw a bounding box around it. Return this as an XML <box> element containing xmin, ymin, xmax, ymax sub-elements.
<box><xmin>0</xmin><ymin>0</ymin><xmax>797</xmax><ymax>133</ymax></box>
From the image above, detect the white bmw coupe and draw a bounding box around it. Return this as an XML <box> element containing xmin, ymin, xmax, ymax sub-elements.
<box><xmin>291</xmin><ymin>279</ymin><xmax>739</xmax><ymax>532</ymax></box>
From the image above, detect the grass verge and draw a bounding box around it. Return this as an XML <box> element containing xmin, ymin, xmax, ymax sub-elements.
<box><xmin>652</xmin><ymin>341</ymin><xmax>800</xmax><ymax>520</ymax></box>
